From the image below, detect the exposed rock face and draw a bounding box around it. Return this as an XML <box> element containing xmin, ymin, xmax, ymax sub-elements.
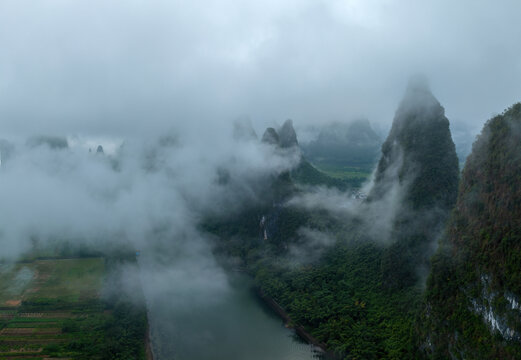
<box><xmin>260</xmin><ymin>119</ymin><xmax>298</xmax><ymax>149</ymax></box>
<box><xmin>278</xmin><ymin>119</ymin><xmax>298</xmax><ymax>148</ymax></box>
<box><xmin>419</xmin><ymin>103</ymin><xmax>521</xmax><ymax>359</ymax></box>
<box><xmin>96</xmin><ymin>145</ymin><xmax>104</xmax><ymax>154</ymax></box>
<box><xmin>261</xmin><ymin>127</ymin><xmax>280</xmax><ymax>145</ymax></box>
<box><xmin>369</xmin><ymin>77</ymin><xmax>459</xmax><ymax>288</ymax></box>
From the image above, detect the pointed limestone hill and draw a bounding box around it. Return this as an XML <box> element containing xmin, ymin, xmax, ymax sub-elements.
<box><xmin>261</xmin><ymin>122</ymin><xmax>356</xmax><ymax>190</ymax></box>
<box><xmin>278</xmin><ymin>119</ymin><xmax>299</xmax><ymax>148</ymax></box>
<box><xmin>419</xmin><ymin>103</ymin><xmax>521</xmax><ymax>359</ymax></box>
<box><xmin>370</xmin><ymin>77</ymin><xmax>459</xmax><ymax>288</ymax></box>
<box><xmin>260</xmin><ymin>120</ymin><xmax>298</xmax><ymax>149</ymax></box>
<box><xmin>370</xmin><ymin>76</ymin><xmax>459</xmax><ymax>210</ymax></box>
<box><xmin>261</xmin><ymin>127</ymin><xmax>280</xmax><ymax>145</ymax></box>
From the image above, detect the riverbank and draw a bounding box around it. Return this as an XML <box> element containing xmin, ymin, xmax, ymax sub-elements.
<box><xmin>145</xmin><ymin>321</ymin><xmax>154</xmax><ymax>360</ymax></box>
<box><xmin>255</xmin><ymin>287</ymin><xmax>339</xmax><ymax>359</ymax></box>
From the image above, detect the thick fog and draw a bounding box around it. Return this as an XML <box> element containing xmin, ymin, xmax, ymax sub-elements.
<box><xmin>1</xmin><ymin>0</ymin><xmax>521</xmax><ymax>139</ymax></box>
<box><xmin>0</xmin><ymin>131</ymin><xmax>302</xmax><ymax>358</ymax></box>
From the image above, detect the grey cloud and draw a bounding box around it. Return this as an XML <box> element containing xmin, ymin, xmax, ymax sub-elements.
<box><xmin>0</xmin><ymin>131</ymin><xmax>298</xmax><ymax>260</ymax></box>
<box><xmin>286</xmin><ymin>168</ymin><xmax>408</xmax><ymax>247</ymax></box>
<box><xmin>0</xmin><ymin>130</ymin><xmax>300</xmax><ymax>360</ymax></box>
<box><xmin>1</xmin><ymin>0</ymin><xmax>520</xmax><ymax>138</ymax></box>
<box><xmin>287</xmin><ymin>227</ymin><xmax>337</xmax><ymax>266</ymax></box>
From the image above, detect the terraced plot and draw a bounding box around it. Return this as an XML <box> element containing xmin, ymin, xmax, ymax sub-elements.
<box><xmin>0</xmin><ymin>259</ymin><xmax>104</xmax><ymax>308</ymax></box>
<box><xmin>0</xmin><ymin>258</ymin><xmax>147</xmax><ymax>360</ymax></box>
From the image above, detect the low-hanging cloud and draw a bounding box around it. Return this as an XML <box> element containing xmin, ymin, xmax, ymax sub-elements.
<box><xmin>0</xmin><ymin>128</ymin><xmax>299</xmax><ymax>305</ymax></box>
<box><xmin>0</xmin><ymin>128</ymin><xmax>299</xmax><ymax>258</ymax></box>
<box><xmin>287</xmin><ymin>151</ymin><xmax>409</xmax><ymax>247</ymax></box>
<box><xmin>1</xmin><ymin>0</ymin><xmax>521</xmax><ymax>138</ymax></box>
<box><xmin>0</xmin><ymin>127</ymin><xmax>302</xmax><ymax>359</ymax></box>
<box><xmin>287</xmin><ymin>227</ymin><xmax>337</xmax><ymax>266</ymax></box>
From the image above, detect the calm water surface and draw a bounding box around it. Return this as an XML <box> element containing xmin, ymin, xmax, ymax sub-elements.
<box><xmin>147</xmin><ymin>272</ymin><xmax>324</xmax><ymax>360</ymax></box>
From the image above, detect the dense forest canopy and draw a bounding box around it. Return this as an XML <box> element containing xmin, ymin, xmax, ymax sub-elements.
<box><xmin>420</xmin><ymin>103</ymin><xmax>521</xmax><ymax>359</ymax></box>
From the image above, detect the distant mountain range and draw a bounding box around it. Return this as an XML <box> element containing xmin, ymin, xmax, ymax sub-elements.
<box><xmin>300</xmin><ymin>118</ymin><xmax>382</xmax><ymax>171</ymax></box>
<box><xmin>261</xmin><ymin>119</ymin><xmax>366</xmax><ymax>189</ymax></box>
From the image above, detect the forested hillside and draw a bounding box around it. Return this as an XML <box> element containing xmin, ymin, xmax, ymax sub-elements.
<box><xmin>370</xmin><ymin>78</ymin><xmax>459</xmax><ymax>289</ymax></box>
<box><xmin>207</xmin><ymin>81</ymin><xmax>461</xmax><ymax>359</ymax></box>
<box><xmin>419</xmin><ymin>103</ymin><xmax>521</xmax><ymax>359</ymax></box>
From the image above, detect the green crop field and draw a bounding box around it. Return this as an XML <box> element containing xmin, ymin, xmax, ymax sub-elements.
<box><xmin>311</xmin><ymin>162</ymin><xmax>373</xmax><ymax>183</ymax></box>
<box><xmin>0</xmin><ymin>257</ymin><xmax>148</xmax><ymax>360</ymax></box>
<box><xmin>0</xmin><ymin>258</ymin><xmax>104</xmax><ymax>307</ymax></box>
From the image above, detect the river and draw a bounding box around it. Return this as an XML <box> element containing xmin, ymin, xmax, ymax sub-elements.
<box><xmin>146</xmin><ymin>271</ymin><xmax>324</xmax><ymax>360</ymax></box>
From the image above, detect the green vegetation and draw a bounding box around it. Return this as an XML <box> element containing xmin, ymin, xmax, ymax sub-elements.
<box><xmin>207</xmin><ymin>82</ymin><xmax>461</xmax><ymax>359</ymax></box>
<box><xmin>301</xmin><ymin>119</ymin><xmax>382</xmax><ymax>172</ymax></box>
<box><xmin>30</xmin><ymin>258</ymin><xmax>104</xmax><ymax>302</ymax></box>
<box><xmin>369</xmin><ymin>83</ymin><xmax>459</xmax><ymax>290</ymax></box>
<box><xmin>291</xmin><ymin>159</ymin><xmax>369</xmax><ymax>189</ymax></box>
<box><xmin>254</xmin><ymin>241</ymin><xmax>422</xmax><ymax>359</ymax></box>
<box><xmin>0</xmin><ymin>257</ymin><xmax>148</xmax><ymax>359</ymax></box>
<box><xmin>419</xmin><ymin>103</ymin><xmax>521</xmax><ymax>359</ymax></box>
<box><xmin>260</xmin><ymin>118</ymin><xmax>370</xmax><ymax>190</ymax></box>
<box><xmin>311</xmin><ymin>163</ymin><xmax>372</xmax><ymax>182</ymax></box>
<box><xmin>209</xmin><ymin>205</ymin><xmax>425</xmax><ymax>359</ymax></box>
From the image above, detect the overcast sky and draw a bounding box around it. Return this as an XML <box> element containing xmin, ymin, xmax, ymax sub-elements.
<box><xmin>1</xmin><ymin>0</ymin><xmax>520</xmax><ymax>138</ymax></box>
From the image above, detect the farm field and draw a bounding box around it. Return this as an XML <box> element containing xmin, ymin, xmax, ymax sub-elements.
<box><xmin>310</xmin><ymin>162</ymin><xmax>373</xmax><ymax>184</ymax></box>
<box><xmin>0</xmin><ymin>257</ymin><xmax>147</xmax><ymax>360</ymax></box>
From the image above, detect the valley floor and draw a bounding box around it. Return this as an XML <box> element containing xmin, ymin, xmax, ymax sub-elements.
<box><xmin>0</xmin><ymin>257</ymin><xmax>147</xmax><ymax>360</ymax></box>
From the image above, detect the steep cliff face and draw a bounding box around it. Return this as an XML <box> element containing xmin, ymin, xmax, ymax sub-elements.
<box><xmin>420</xmin><ymin>103</ymin><xmax>521</xmax><ymax>359</ymax></box>
<box><xmin>370</xmin><ymin>78</ymin><xmax>459</xmax><ymax>288</ymax></box>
